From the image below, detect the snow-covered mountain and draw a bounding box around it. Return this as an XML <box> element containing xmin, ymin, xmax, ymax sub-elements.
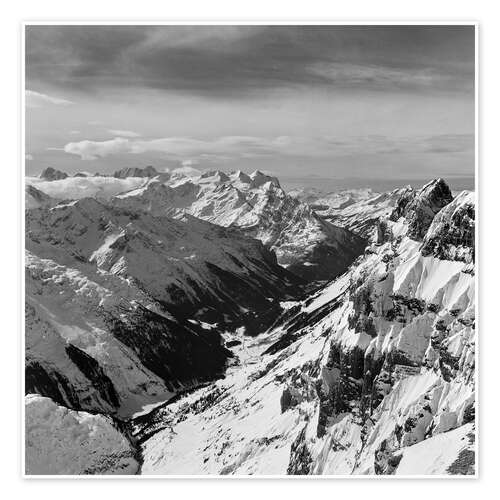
<box><xmin>25</xmin><ymin>195</ymin><xmax>304</xmax><ymax>423</ymax></box>
<box><xmin>24</xmin><ymin>172</ymin><xmax>475</xmax><ymax>476</ymax></box>
<box><xmin>132</xmin><ymin>178</ymin><xmax>475</xmax><ymax>476</ymax></box>
<box><xmin>323</xmin><ymin>188</ymin><xmax>408</xmax><ymax>240</ymax></box>
<box><xmin>290</xmin><ymin>186</ymin><xmax>408</xmax><ymax>241</ymax></box>
<box><xmin>289</xmin><ymin>187</ymin><xmax>376</xmax><ymax>211</ymax></box>
<box><xmin>111</xmin><ymin>169</ymin><xmax>366</xmax><ymax>281</ymax></box>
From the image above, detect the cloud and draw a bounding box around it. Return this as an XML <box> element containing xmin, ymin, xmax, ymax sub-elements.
<box><xmin>308</xmin><ymin>63</ymin><xmax>472</xmax><ymax>93</ymax></box>
<box><xmin>26</xmin><ymin>90</ymin><xmax>73</xmax><ymax>107</ymax></box>
<box><xmin>25</xmin><ymin>154</ymin><xmax>34</xmax><ymax>161</ymax></box>
<box><xmin>26</xmin><ymin>25</ymin><xmax>474</xmax><ymax>97</ymax></box>
<box><xmin>181</xmin><ymin>159</ymin><xmax>199</xmax><ymax>168</ymax></box>
<box><xmin>107</xmin><ymin>129</ymin><xmax>141</xmax><ymax>138</ymax></box>
<box><xmin>64</xmin><ymin>137</ymin><xmax>130</xmax><ymax>160</ymax></box>
<box><xmin>62</xmin><ymin>133</ymin><xmax>474</xmax><ymax>162</ymax></box>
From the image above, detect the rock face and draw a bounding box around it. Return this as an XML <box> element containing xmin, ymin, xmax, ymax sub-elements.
<box><xmin>25</xmin><ymin>394</ymin><xmax>139</xmax><ymax>475</ymax></box>
<box><xmin>39</xmin><ymin>167</ymin><xmax>68</xmax><ymax>181</ymax></box>
<box><xmin>133</xmin><ymin>179</ymin><xmax>475</xmax><ymax>476</ymax></box>
<box><xmin>113</xmin><ymin>170</ymin><xmax>366</xmax><ymax>282</ymax></box>
<box><xmin>113</xmin><ymin>166</ymin><xmax>159</xmax><ymax>179</ymax></box>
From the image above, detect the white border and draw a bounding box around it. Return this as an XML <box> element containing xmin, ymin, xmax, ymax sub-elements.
<box><xmin>20</xmin><ymin>20</ymin><xmax>479</xmax><ymax>481</ymax></box>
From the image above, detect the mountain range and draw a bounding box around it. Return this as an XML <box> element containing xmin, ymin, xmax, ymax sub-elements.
<box><xmin>24</xmin><ymin>167</ymin><xmax>475</xmax><ymax>476</ymax></box>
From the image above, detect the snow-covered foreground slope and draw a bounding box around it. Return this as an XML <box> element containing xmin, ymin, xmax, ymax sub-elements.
<box><xmin>112</xmin><ymin>170</ymin><xmax>366</xmax><ymax>281</ymax></box>
<box><xmin>133</xmin><ymin>179</ymin><xmax>475</xmax><ymax>476</ymax></box>
<box><xmin>25</xmin><ymin>394</ymin><xmax>139</xmax><ymax>475</ymax></box>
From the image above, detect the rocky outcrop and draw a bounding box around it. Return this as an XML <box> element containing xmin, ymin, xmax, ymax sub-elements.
<box><xmin>39</xmin><ymin>167</ymin><xmax>68</xmax><ymax>181</ymax></box>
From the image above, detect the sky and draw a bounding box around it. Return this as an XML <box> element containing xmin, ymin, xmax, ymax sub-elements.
<box><xmin>25</xmin><ymin>25</ymin><xmax>475</xmax><ymax>187</ymax></box>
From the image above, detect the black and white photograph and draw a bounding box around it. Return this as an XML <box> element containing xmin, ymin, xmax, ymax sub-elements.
<box><xmin>23</xmin><ymin>23</ymin><xmax>476</xmax><ymax>477</ymax></box>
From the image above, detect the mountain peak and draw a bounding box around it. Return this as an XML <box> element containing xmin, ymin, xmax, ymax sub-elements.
<box><xmin>418</xmin><ymin>178</ymin><xmax>453</xmax><ymax>206</ymax></box>
<box><xmin>231</xmin><ymin>170</ymin><xmax>252</xmax><ymax>184</ymax></box>
<box><xmin>200</xmin><ymin>170</ymin><xmax>230</xmax><ymax>183</ymax></box>
<box><xmin>249</xmin><ymin>170</ymin><xmax>280</xmax><ymax>188</ymax></box>
<box><xmin>391</xmin><ymin>178</ymin><xmax>453</xmax><ymax>240</ymax></box>
<box><xmin>39</xmin><ymin>167</ymin><xmax>68</xmax><ymax>181</ymax></box>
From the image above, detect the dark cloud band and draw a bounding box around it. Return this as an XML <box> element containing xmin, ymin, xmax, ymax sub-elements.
<box><xmin>26</xmin><ymin>25</ymin><xmax>475</xmax><ymax>97</ymax></box>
